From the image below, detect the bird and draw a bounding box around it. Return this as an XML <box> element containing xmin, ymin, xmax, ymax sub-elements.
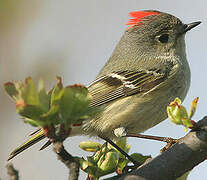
<box><xmin>8</xmin><ymin>10</ymin><xmax>201</xmax><ymax>160</ymax></box>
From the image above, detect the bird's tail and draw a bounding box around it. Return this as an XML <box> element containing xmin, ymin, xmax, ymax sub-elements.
<box><xmin>8</xmin><ymin>129</ymin><xmax>47</xmax><ymax>161</ymax></box>
<box><xmin>8</xmin><ymin>126</ymin><xmax>82</xmax><ymax>160</ymax></box>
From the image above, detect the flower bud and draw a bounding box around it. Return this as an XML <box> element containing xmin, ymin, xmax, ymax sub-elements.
<box><xmin>79</xmin><ymin>141</ymin><xmax>102</xmax><ymax>152</ymax></box>
<box><xmin>167</xmin><ymin>98</ymin><xmax>188</xmax><ymax>125</ymax></box>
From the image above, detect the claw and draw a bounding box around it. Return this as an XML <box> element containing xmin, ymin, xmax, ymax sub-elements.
<box><xmin>160</xmin><ymin>138</ymin><xmax>179</xmax><ymax>152</ymax></box>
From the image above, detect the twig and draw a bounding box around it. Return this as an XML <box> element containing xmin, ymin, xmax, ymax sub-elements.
<box><xmin>53</xmin><ymin>142</ymin><xmax>80</xmax><ymax>180</ymax></box>
<box><xmin>6</xmin><ymin>163</ymin><xmax>19</xmax><ymax>180</ymax></box>
<box><xmin>125</xmin><ymin>133</ymin><xmax>178</xmax><ymax>152</ymax></box>
<box><xmin>125</xmin><ymin>133</ymin><xmax>176</xmax><ymax>143</ymax></box>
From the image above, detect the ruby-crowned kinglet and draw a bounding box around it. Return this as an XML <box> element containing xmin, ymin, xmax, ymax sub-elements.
<box><xmin>8</xmin><ymin>10</ymin><xmax>201</xmax><ymax>160</ymax></box>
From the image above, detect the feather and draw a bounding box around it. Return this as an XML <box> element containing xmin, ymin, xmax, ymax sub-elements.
<box><xmin>39</xmin><ymin>140</ymin><xmax>52</xmax><ymax>151</ymax></box>
<box><xmin>29</xmin><ymin>128</ymin><xmax>41</xmax><ymax>136</ymax></box>
<box><xmin>126</xmin><ymin>11</ymin><xmax>160</xmax><ymax>30</ymax></box>
<box><xmin>8</xmin><ymin>130</ymin><xmax>45</xmax><ymax>160</ymax></box>
<box><xmin>88</xmin><ymin>70</ymin><xmax>167</xmax><ymax>107</ymax></box>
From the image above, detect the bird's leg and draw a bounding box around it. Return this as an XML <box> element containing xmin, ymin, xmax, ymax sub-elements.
<box><xmin>99</xmin><ymin>136</ymin><xmax>141</xmax><ymax>166</ymax></box>
<box><xmin>125</xmin><ymin>133</ymin><xmax>179</xmax><ymax>152</ymax></box>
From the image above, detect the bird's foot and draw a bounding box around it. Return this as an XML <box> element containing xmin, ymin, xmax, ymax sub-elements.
<box><xmin>160</xmin><ymin>137</ymin><xmax>179</xmax><ymax>152</ymax></box>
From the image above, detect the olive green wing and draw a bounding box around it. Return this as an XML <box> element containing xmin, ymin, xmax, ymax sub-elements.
<box><xmin>88</xmin><ymin>70</ymin><xmax>167</xmax><ymax>107</ymax></box>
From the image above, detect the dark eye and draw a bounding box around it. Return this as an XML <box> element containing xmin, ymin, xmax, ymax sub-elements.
<box><xmin>158</xmin><ymin>34</ymin><xmax>169</xmax><ymax>43</ymax></box>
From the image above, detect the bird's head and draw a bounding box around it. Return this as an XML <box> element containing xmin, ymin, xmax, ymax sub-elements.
<box><xmin>125</xmin><ymin>10</ymin><xmax>201</xmax><ymax>56</ymax></box>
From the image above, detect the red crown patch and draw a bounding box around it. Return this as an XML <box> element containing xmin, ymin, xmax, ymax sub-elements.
<box><xmin>126</xmin><ymin>11</ymin><xmax>159</xmax><ymax>30</ymax></box>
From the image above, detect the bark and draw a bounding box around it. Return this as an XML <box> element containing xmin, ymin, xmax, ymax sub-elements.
<box><xmin>53</xmin><ymin>142</ymin><xmax>80</xmax><ymax>180</ymax></box>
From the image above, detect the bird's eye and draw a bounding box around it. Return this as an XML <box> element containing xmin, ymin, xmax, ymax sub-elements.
<box><xmin>158</xmin><ymin>34</ymin><xmax>169</xmax><ymax>43</ymax></box>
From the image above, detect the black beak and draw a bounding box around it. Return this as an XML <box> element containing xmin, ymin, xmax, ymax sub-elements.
<box><xmin>183</xmin><ymin>21</ymin><xmax>201</xmax><ymax>33</ymax></box>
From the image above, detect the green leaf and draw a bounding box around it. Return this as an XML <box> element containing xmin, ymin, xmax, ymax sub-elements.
<box><xmin>4</xmin><ymin>76</ymin><xmax>101</xmax><ymax>132</ymax></box>
<box><xmin>92</xmin><ymin>149</ymin><xmax>103</xmax><ymax>163</ymax></box>
<box><xmin>16</xmin><ymin>104</ymin><xmax>45</xmax><ymax>120</ymax></box>
<box><xmin>189</xmin><ymin>97</ymin><xmax>199</xmax><ymax>119</ymax></box>
<box><xmin>181</xmin><ymin>118</ymin><xmax>193</xmax><ymax>130</ymax></box>
<box><xmin>76</xmin><ymin>157</ymin><xmax>99</xmax><ymax>178</ymax></box>
<box><xmin>4</xmin><ymin>82</ymin><xmax>18</xmax><ymax>100</ymax></box>
<box><xmin>167</xmin><ymin>98</ymin><xmax>188</xmax><ymax>125</ymax></box>
<box><xmin>40</xmin><ymin>104</ymin><xmax>60</xmax><ymax>125</ymax></box>
<box><xmin>22</xmin><ymin>77</ymin><xmax>40</xmax><ymax>105</ymax></box>
<box><xmin>38</xmin><ymin>79</ymin><xmax>50</xmax><ymax>112</ymax></box>
<box><xmin>23</xmin><ymin>118</ymin><xmax>39</xmax><ymax>127</ymax></box>
<box><xmin>117</xmin><ymin>158</ymin><xmax>129</xmax><ymax>172</ymax></box>
<box><xmin>97</xmin><ymin>150</ymin><xmax>118</xmax><ymax>174</ymax></box>
<box><xmin>59</xmin><ymin>85</ymin><xmax>91</xmax><ymax>126</ymax></box>
<box><xmin>50</xmin><ymin>76</ymin><xmax>63</xmax><ymax>106</ymax></box>
<box><xmin>76</xmin><ymin>157</ymin><xmax>90</xmax><ymax>170</ymax></box>
<box><xmin>167</xmin><ymin>97</ymin><xmax>197</xmax><ymax>131</ymax></box>
<box><xmin>130</xmin><ymin>153</ymin><xmax>151</xmax><ymax>164</ymax></box>
<box><xmin>108</xmin><ymin>138</ymin><xmax>130</xmax><ymax>159</ymax></box>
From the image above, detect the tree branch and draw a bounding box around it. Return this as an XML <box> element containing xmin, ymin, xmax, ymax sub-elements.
<box><xmin>53</xmin><ymin>142</ymin><xmax>80</xmax><ymax>180</ymax></box>
<box><xmin>6</xmin><ymin>163</ymin><xmax>19</xmax><ymax>180</ymax></box>
<box><xmin>107</xmin><ymin>116</ymin><xmax>207</xmax><ymax>180</ymax></box>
